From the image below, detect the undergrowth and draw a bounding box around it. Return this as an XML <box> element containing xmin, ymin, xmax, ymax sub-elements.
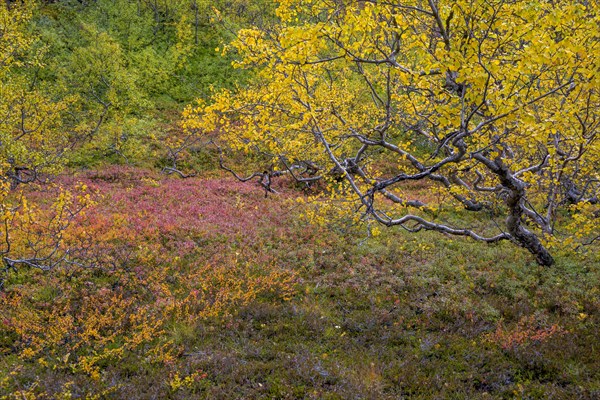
<box><xmin>0</xmin><ymin>167</ymin><xmax>598</xmax><ymax>399</ymax></box>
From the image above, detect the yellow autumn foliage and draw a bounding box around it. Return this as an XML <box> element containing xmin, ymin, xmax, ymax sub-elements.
<box><xmin>184</xmin><ymin>0</ymin><xmax>599</xmax><ymax>264</ymax></box>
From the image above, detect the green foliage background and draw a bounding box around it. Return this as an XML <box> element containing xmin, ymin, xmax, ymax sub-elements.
<box><xmin>22</xmin><ymin>0</ymin><xmax>273</xmax><ymax>166</ymax></box>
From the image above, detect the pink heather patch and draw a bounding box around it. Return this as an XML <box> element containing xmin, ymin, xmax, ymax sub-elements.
<box><xmin>52</xmin><ymin>167</ymin><xmax>294</xmax><ymax>261</ymax></box>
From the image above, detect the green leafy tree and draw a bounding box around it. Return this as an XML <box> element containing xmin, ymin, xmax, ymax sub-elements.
<box><xmin>0</xmin><ymin>0</ymin><xmax>74</xmax><ymax>187</ymax></box>
<box><xmin>0</xmin><ymin>0</ymin><xmax>94</xmax><ymax>280</ymax></box>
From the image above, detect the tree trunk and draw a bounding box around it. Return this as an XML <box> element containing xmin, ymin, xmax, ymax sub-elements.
<box><xmin>506</xmin><ymin>211</ymin><xmax>555</xmax><ymax>266</ymax></box>
<box><xmin>502</xmin><ymin>168</ymin><xmax>555</xmax><ymax>266</ymax></box>
<box><xmin>481</xmin><ymin>154</ymin><xmax>555</xmax><ymax>266</ymax></box>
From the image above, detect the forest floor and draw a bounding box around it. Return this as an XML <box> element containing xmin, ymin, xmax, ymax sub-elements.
<box><xmin>1</xmin><ymin>166</ymin><xmax>599</xmax><ymax>399</ymax></box>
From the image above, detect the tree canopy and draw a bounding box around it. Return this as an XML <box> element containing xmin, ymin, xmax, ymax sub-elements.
<box><xmin>185</xmin><ymin>0</ymin><xmax>600</xmax><ymax>266</ymax></box>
